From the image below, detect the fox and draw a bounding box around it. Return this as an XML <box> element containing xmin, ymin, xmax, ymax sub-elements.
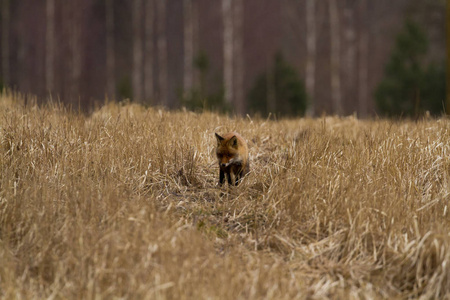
<box><xmin>215</xmin><ymin>132</ymin><xmax>250</xmax><ymax>186</ymax></box>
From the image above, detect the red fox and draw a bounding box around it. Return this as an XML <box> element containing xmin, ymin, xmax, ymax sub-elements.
<box><xmin>215</xmin><ymin>132</ymin><xmax>250</xmax><ymax>186</ymax></box>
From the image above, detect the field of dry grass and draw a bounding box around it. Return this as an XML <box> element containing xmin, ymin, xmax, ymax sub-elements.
<box><xmin>1</xmin><ymin>92</ymin><xmax>449</xmax><ymax>299</ymax></box>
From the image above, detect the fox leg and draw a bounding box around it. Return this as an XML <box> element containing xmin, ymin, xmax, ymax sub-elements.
<box><xmin>226</xmin><ymin>172</ymin><xmax>233</xmax><ymax>185</ymax></box>
<box><xmin>234</xmin><ymin>169</ymin><xmax>242</xmax><ymax>186</ymax></box>
<box><xmin>219</xmin><ymin>169</ymin><xmax>225</xmax><ymax>185</ymax></box>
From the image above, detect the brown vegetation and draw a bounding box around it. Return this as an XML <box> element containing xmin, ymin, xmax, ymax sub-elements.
<box><xmin>1</xmin><ymin>93</ymin><xmax>449</xmax><ymax>299</ymax></box>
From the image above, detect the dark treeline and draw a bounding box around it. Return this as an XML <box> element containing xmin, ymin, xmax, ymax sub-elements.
<box><xmin>0</xmin><ymin>0</ymin><xmax>446</xmax><ymax>116</ymax></box>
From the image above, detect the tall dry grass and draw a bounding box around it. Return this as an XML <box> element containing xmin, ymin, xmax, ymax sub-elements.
<box><xmin>0</xmin><ymin>92</ymin><xmax>449</xmax><ymax>299</ymax></box>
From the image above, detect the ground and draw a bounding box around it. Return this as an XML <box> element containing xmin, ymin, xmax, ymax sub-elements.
<box><xmin>1</xmin><ymin>94</ymin><xmax>449</xmax><ymax>299</ymax></box>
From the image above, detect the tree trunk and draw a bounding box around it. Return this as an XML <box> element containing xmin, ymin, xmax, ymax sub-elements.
<box><xmin>358</xmin><ymin>0</ymin><xmax>369</xmax><ymax>117</ymax></box>
<box><xmin>192</xmin><ymin>0</ymin><xmax>199</xmax><ymax>89</ymax></box>
<box><xmin>72</xmin><ymin>1</ymin><xmax>82</xmax><ymax>100</ymax></box>
<box><xmin>343</xmin><ymin>1</ymin><xmax>356</xmax><ymax>116</ymax></box>
<box><xmin>446</xmin><ymin>0</ymin><xmax>450</xmax><ymax>115</ymax></box>
<box><xmin>46</xmin><ymin>0</ymin><xmax>55</xmax><ymax>93</ymax></box>
<box><xmin>2</xmin><ymin>0</ymin><xmax>10</xmax><ymax>87</ymax></box>
<box><xmin>266</xmin><ymin>56</ymin><xmax>275</xmax><ymax>114</ymax></box>
<box><xmin>156</xmin><ymin>0</ymin><xmax>168</xmax><ymax>106</ymax></box>
<box><xmin>144</xmin><ymin>0</ymin><xmax>154</xmax><ymax>103</ymax></box>
<box><xmin>305</xmin><ymin>0</ymin><xmax>316</xmax><ymax>117</ymax></box>
<box><xmin>233</xmin><ymin>0</ymin><xmax>244</xmax><ymax>114</ymax></box>
<box><xmin>132</xmin><ymin>0</ymin><xmax>143</xmax><ymax>102</ymax></box>
<box><xmin>106</xmin><ymin>0</ymin><xmax>115</xmax><ymax>100</ymax></box>
<box><xmin>183</xmin><ymin>0</ymin><xmax>193</xmax><ymax>96</ymax></box>
<box><xmin>329</xmin><ymin>0</ymin><xmax>342</xmax><ymax>115</ymax></box>
<box><xmin>222</xmin><ymin>0</ymin><xmax>233</xmax><ymax>105</ymax></box>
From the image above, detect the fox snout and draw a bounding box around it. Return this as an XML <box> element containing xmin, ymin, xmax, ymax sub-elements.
<box><xmin>219</xmin><ymin>158</ymin><xmax>242</xmax><ymax>169</ymax></box>
<box><xmin>219</xmin><ymin>158</ymin><xmax>233</xmax><ymax>169</ymax></box>
<box><xmin>220</xmin><ymin>162</ymin><xmax>230</xmax><ymax>168</ymax></box>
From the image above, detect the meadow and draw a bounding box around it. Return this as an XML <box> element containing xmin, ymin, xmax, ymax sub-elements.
<box><xmin>0</xmin><ymin>92</ymin><xmax>449</xmax><ymax>299</ymax></box>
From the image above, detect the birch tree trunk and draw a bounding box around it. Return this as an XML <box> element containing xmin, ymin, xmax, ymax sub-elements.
<box><xmin>106</xmin><ymin>0</ymin><xmax>115</xmax><ymax>99</ymax></box>
<box><xmin>233</xmin><ymin>0</ymin><xmax>244</xmax><ymax>114</ymax></box>
<box><xmin>46</xmin><ymin>0</ymin><xmax>55</xmax><ymax>93</ymax></box>
<box><xmin>156</xmin><ymin>0</ymin><xmax>168</xmax><ymax>106</ymax></box>
<box><xmin>2</xmin><ymin>0</ymin><xmax>10</xmax><ymax>87</ymax></box>
<box><xmin>132</xmin><ymin>0</ymin><xmax>143</xmax><ymax>102</ymax></box>
<box><xmin>222</xmin><ymin>0</ymin><xmax>233</xmax><ymax>105</ymax></box>
<box><xmin>329</xmin><ymin>0</ymin><xmax>342</xmax><ymax>115</ymax></box>
<box><xmin>305</xmin><ymin>0</ymin><xmax>316</xmax><ymax>116</ymax></box>
<box><xmin>183</xmin><ymin>0</ymin><xmax>193</xmax><ymax>96</ymax></box>
<box><xmin>358</xmin><ymin>0</ymin><xmax>368</xmax><ymax>117</ymax></box>
<box><xmin>144</xmin><ymin>0</ymin><xmax>154</xmax><ymax>103</ymax></box>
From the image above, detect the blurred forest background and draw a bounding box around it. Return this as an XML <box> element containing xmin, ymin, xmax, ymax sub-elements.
<box><xmin>0</xmin><ymin>0</ymin><xmax>447</xmax><ymax>117</ymax></box>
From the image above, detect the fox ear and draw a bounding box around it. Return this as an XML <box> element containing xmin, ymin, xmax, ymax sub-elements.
<box><xmin>215</xmin><ymin>133</ymin><xmax>224</xmax><ymax>145</ymax></box>
<box><xmin>228</xmin><ymin>135</ymin><xmax>238</xmax><ymax>148</ymax></box>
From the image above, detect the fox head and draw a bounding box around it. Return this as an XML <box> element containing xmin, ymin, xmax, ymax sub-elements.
<box><xmin>215</xmin><ymin>133</ymin><xmax>240</xmax><ymax>168</ymax></box>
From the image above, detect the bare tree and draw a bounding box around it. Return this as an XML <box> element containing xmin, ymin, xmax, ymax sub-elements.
<box><xmin>2</xmin><ymin>0</ymin><xmax>10</xmax><ymax>87</ymax></box>
<box><xmin>222</xmin><ymin>0</ymin><xmax>233</xmax><ymax>105</ymax></box>
<box><xmin>156</xmin><ymin>0</ymin><xmax>168</xmax><ymax>106</ymax></box>
<box><xmin>183</xmin><ymin>0</ymin><xmax>193</xmax><ymax>96</ymax></box>
<box><xmin>329</xmin><ymin>0</ymin><xmax>342</xmax><ymax>115</ymax></box>
<box><xmin>144</xmin><ymin>0</ymin><xmax>154</xmax><ymax>103</ymax></box>
<box><xmin>305</xmin><ymin>0</ymin><xmax>316</xmax><ymax>116</ymax></box>
<box><xmin>106</xmin><ymin>0</ymin><xmax>115</xmax><ymax>99</ymax></box>
<box><xmin>343</xmin><ymin>0</ymin><xmax>356</xmax><ymax>115</ymax></box>
<box><xmin>192</xmin><ymin>0</ymin><xmax>199</xmax><ymax>89</ymax></box>
<box><xmin>132</xmin><ymin>0</ymin><xmax>143</xmax><ymax>102</ymax></box>
<box><xmin>358</xmin><ymin>0</ymin><xmax>369</xmax><ymax>117</ymax></box>
<box><xmin>46</xmin><ymin>0</ymin><xmax>55</xmax><ymax>93</ymax></box>
<box><xmin>447</xmin><ymin>0</ymin><xmax>450</xmax><ymax>115</ymax></box>
<box><xmin>266</xmin><ymin>55</ymin><xmax>276</xmax><ymax>114</ymax></box>
<box><xmin>71</xmin><ymin>1</ymin><xmax>82</xmax><ymax>99</ymax></box>
<box><xmin>233</xmin><ymin>0</ymin><xmax>244</xmax><ymax>114</ymax></box>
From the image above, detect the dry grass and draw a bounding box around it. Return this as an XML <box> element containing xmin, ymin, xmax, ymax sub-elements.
<box><xmin>1</xmin><ymin>92</ymin><xmax>449</xmax><ymax>299</ymax></box>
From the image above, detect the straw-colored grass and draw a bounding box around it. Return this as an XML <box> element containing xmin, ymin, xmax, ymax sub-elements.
<box><xmin>1</xmin><ymin>92</ymin><xmax>449</xmax><ymax>299</ymax></box>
